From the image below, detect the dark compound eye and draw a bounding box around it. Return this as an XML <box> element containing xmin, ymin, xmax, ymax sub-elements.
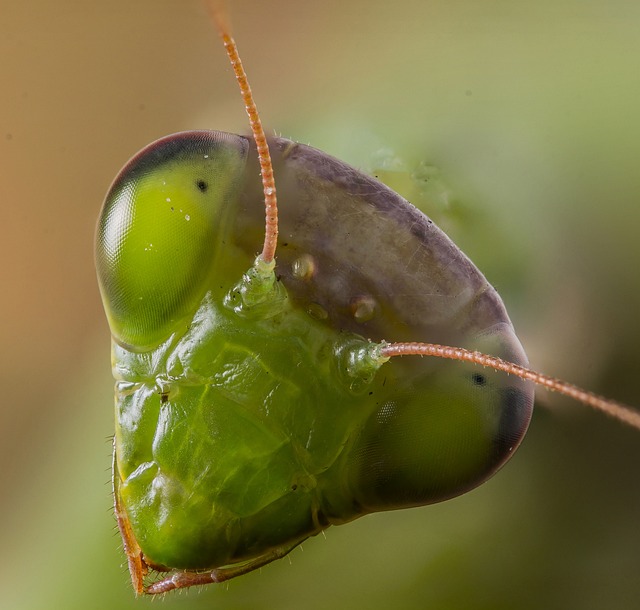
<box><xmin>196</xmin><ymin>179</ymin><xmax>208</xmax><ymax>192</ymax></box>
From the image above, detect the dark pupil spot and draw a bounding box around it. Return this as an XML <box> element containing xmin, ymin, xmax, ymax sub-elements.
<box><xmin>196</xmin><ymin>180</ymin><xmax>208</xmax><ymax>192</ymax></box>
<box><xmin>472</xmin><ymin>373</ymin><xmax>486</xmax><ymax>386</ymax></box>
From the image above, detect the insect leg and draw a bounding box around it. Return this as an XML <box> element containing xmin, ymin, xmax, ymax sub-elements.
<box><xmin>144</xmin><ymin>540</ymin><xmax>306</xmax><ymax>594</ymax></box>
<box><xmin>112</xmin><ymin>442</ymin><xmax>147</xmax><ymax>596</ymax></box>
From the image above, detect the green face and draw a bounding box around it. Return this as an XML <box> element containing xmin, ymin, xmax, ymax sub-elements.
<box><xmin>96</xmin><ymin>131</ymin><xmax>533</xmax><ymax>593</ymax></box>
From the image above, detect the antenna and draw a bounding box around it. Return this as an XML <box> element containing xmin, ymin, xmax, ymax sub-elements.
<box><xmin>375</xmin><ymin>342</ymin><xmax>640</xmax><ymax>430</ymax></box>
<box><xmin>206</xmin><ymin>1</ymin><xmax>640</xmax><ymax>432</ymax></box>
<box><xmin>206</xmin><ymin>0</ymin><xmax>279</xmax><ymax>265</ymax></box>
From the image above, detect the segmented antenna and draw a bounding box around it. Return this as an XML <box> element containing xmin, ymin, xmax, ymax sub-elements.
<box><xmin>206</xmin><ymin>1</ymin><xmax>639</xmax><ymax>433</ymax></box>
<box><xmin>206</xmin><ymin>0</ymin><xmax>278</xmax><ymax>264</ymax></box>
<box><xmin>376</xmin><ymin>342</ymin><xmax>640</xmax><ymax>431</ymax></box>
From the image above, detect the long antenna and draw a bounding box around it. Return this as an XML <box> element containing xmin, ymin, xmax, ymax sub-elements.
<box><xmin>205</xmin><ymin>1</ymin><xmax>639</xmax><ymax>433</ymax></box>
<box><xmin>376</xmin><ymin>342</ymin><xmax>640</xmax><ymax>430</ymax></box>
<box><xmin>206</xmin><ymin>0</ymin><xmax>278</xmax><ymax>264</ymax></box>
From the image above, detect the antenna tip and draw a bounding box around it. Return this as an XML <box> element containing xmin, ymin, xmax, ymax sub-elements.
<box><xmin>205</xmin><ymin>0</ymin><xmax>232</xmax><ymax>37</ymax></box>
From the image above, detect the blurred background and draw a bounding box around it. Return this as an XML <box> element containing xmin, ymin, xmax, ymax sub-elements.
<box><xmin>2</xmin><ymin>1</ymin><xmax>639</xmax><ymax>608</ymax></box>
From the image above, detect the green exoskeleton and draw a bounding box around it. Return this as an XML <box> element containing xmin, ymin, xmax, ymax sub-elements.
<box><xmin>95</xmin><ymin>0</ymin><xmax>640</xmax><ymax>595</ymax></box>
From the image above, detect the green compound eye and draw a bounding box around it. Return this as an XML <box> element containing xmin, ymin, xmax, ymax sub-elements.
<box><xmin>96</xmin><ymin>131</ymin><xmax>248</xmax><ymax>350</ymax></box>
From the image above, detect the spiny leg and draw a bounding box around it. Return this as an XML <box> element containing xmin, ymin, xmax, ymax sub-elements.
<box><xmin>112</xmin><ymin>444</ymin><xmax>147</xmax><ymax>596</ymax></box>
<box><xmin>145</xmin><ymin>540</ymin><xmax>306</xmax><ymax>595</ymax></box>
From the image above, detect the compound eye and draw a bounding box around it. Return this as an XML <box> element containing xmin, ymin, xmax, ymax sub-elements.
<box><xmin>96</xmin><ymin>131</ymin><xmax>248</xmax><ymax>350</ymax></box>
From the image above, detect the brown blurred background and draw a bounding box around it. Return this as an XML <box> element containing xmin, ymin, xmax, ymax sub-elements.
<box><xmin>1</xmin><ymin>1</ymin><xmax>639</xmax><ymax>608</ymax></box>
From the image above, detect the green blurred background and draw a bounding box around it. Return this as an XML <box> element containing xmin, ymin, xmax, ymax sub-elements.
<box><xmin>2</xmin><ymin>1</ymin><xmax>639</xmax><ymax>608</ymax></box>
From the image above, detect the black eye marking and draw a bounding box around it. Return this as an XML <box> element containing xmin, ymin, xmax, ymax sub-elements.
<box><xmin>196</xmin><ymin>179</ymin><xmax>208</xmax><ymax>192</ymax></box>
<box><xmin>472</xmin><ymin>373</ymin><xmax>486</xmax><ymax>386</ymax></box>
